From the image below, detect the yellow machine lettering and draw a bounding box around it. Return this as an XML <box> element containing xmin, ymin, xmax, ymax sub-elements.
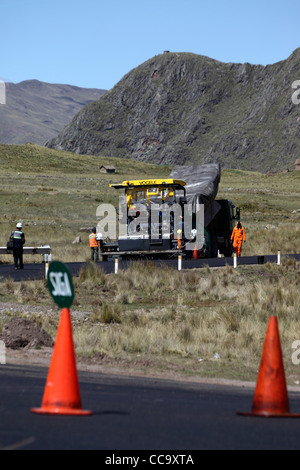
<box><xmin>109</xmin><ymin>179</ymin><xmax>186</xmax><ymax>208</ymax></box>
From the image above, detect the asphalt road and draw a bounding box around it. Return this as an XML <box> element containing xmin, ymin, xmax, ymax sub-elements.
<box><xmin>2</xmin><ymin>364</ymin><xmax>300</xmax><ymax>450</ymax></box>
<box><xmin>1</xmin><ymin>253</ymin><xmax>300</xmax><ymax>282</ymax></box>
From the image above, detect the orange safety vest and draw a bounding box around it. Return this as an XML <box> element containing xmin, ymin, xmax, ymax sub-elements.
<box><xmin>177</xmin><ymin>236</ymin><xmax>181</xmax><ymax>250</ymax></box>
<box><xmin>231</xmin><ymin>225</ymin><xmax>246</xmax><ymax>245</ymax></box>
<box><xmin>89</xmin><ymin>233</ymin><xmax>98</xmax><ymax>247</ymax></box>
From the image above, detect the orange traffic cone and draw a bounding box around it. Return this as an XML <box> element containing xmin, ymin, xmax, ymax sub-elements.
<box><xmin>238</xmin><ymin>316</ymin><xmax>300</xmax><ymax>417</ymax></box>
<box><xmin>192</xmin><ymin>244</ymin><xmax>198</xmax><ymax>259</ymax></box>
<box><xmin>31</xmin><ymin>308</ymin><xmax>92</xmax><ymax>415</ymax></box>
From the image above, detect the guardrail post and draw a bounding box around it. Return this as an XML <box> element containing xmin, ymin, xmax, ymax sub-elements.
<box><xmin>178</xmin><ymin>254</ymin><xmax>182</xmax><ymax>271</ymax></box>
<box><xmin>233</xmin><ymin>252</ymin><xmax>237</xmax><ymax>268</ymax></box>
<box><xmin>0</xmin><ymin>340</ymin><xmax>6</xmax><ymax>364</ymax></box>
<box><xmin>44</xmin><ymin>254</ymin><xmax>49</xmax><ymax>279</ymax></box>
<box><xmin>277</xmin><ymin>250</ymin><xmax>281</xmax><ymax>265</ymax></box>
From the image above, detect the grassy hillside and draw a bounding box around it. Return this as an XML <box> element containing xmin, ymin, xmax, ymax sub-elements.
<box><xmin>0</xmin><ymin>144</ymin><xmax>170</xmax><ymax>262</ymax></box>
<box><xmin>218</xmin><ymin>168</ymin><xmax>300</xmax><ymax>254</ymax></box>
<box><xmin>0</xmin><ymin>144</ymin><xmax>299</xmax><ymax>263</ymax></box>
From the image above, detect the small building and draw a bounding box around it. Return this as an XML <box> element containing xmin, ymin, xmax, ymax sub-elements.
<box><xmin>295</xmin><ymin>159</ymin><xmax>300</xmax><ymax>171</ymax></box>
<box><xmin>100</xmin><ymin>165</ymin><xmax>116</xmax><ymax>174</ymax></box>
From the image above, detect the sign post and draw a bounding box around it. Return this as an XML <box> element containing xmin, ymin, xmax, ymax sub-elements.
<box><xmin>47</xmin><ymin>260</ymin><xmax>74</xmax><ymax>308</ymax></box>
<box><xmin>32</xmin><ymin>260</ymin><xmax>92</xmax><ymax>416</ymax></box>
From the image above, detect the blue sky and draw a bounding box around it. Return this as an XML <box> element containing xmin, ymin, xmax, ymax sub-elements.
<box><xmin>1</xmin><ymin>0</ymin><xmax>299</xmax><ymax>90</ymax></box>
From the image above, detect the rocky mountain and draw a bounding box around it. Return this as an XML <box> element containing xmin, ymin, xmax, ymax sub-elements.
<box><xmin>0</xmin><ymin>80</ymin><xmax>106</xmax><ymax>145</ymax></box>
<box><xmin>46</xmin><ymin>49</ymin><xmax>300</xmax><ymax>172</ymax></box>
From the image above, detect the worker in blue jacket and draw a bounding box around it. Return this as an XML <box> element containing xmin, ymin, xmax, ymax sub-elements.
<box><xmin>10</xmin><ymin>222</ymin><xmax>25</xmax><ymax>269</ymax></box>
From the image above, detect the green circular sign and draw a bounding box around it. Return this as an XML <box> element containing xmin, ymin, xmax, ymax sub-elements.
<box><xmin>47</xmin><ymin>260</ymin><xmax>74</xmax><ymax>308</ymax></box>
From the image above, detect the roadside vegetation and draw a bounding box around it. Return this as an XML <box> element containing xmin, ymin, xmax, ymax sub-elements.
<box><xmin>0</xmin><ymin>144</ymin><xmax>299</xmax><ymax>383</ymax></box>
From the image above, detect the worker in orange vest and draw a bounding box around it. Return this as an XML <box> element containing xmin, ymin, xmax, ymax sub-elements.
<box><xmin>177</xmin><ymin>229</ymin><xmax>182</xmax><ymax>249</ymax></box>
<box><xmin>231</xmin><ymin>221</ymin><xmax>246</xmax><ymax>256</ymax></box>
<box><xmin>89</xmin><ymin>227</ymin><xmax>99</xmax><ymax>262</ymax></box>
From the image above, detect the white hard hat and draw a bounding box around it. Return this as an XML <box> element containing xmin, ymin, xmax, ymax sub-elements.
<box><xmin>16</xmin><ymin>222</ymin><xmax>22</xmax><ymax>229</ymax></box>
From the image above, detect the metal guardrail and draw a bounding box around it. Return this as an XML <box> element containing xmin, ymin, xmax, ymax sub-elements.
<box><xmin>0</xmin><ymin>245</ymin><xmax>51</xmax><ymax>256</ymax></box>
<box><xmin>0</xmin><ymin>245</ymin><xmax>52</xmax><ymax>277</ymax></box>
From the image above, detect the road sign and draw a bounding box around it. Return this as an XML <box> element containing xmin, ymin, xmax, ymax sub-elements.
<box><xmin>47</xmin><ymin>261</ymin><xmax>74</xmax><ymax>308</ymax></box>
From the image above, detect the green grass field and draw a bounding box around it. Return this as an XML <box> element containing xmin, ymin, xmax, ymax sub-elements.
<box><xmin>0</xmin><ymin>144</ymin><xmax>299</xmax><ymax>383</ymax></box>
<box><xmin>0</xmin><ymin>143</ymin><xmax>171</xmax><ymax>262</ymax></box>
<box><xmin>0</xmin><ymin>144</ymin><xmax>299</xmax><ymax>261</ymax></box>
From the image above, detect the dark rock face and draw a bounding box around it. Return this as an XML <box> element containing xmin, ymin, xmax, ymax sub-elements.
<box><xmin>47</xmin><ymin>49</ymin><xmax>300</xmax><ymax>172</ymax></box>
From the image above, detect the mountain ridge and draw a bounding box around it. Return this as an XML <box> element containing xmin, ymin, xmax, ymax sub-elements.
<box><xmin>46</xmin><ymin>49</ymin><xmax>300</xmax><ymax>172</ymax></box>
<box><xmin>0</xmin><ymin>80</ymin><xmax>106</xmax><ymax>145</ymax></box>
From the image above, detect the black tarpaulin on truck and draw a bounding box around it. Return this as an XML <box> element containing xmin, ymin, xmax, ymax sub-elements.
<box><xmin>169</xmin><ymin>163</ymin><xmax>222</xmax><ymax>227</ymax></box>
<box><xmin>169</xmin><ymin>163</ymin><xmax>221</xmax><ymax>205</ymax></box>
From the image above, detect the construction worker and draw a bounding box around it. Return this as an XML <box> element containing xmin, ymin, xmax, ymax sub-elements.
<box><xmin>231</xmin><ymin>221</ymin><xmax>246</xmax><ymax>256</ymax></box>
<box><xmin>89</xmin><ymin>227</ymin><xmax>99</xmax><ymax>262</ymax></box>
<box><xmin>177</xmin><ymin>229</ymin><xmax>182</xmax><ymax>249</ymax></box>
<box><xmin>10</xmin><ymin>222</ymin><xmax>25</xmax><ymax>269</ymax></box>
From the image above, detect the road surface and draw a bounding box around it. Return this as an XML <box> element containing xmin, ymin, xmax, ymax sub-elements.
<box><xmin>1</xmin><ymin>253</ymin><xmax>299</xmax><ymax>281</ymax></box>
<box><xmin>1</xmin><ymin>364</ymin><xmax>300</xmax><ymax>450</ymax></box>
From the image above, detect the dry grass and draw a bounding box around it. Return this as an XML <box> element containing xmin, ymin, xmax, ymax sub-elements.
<box><xmin>74</xmin><ymin>258</ymin><xmax>300</xmax><ymax>383</ymax></box>
<box><xmin>1</xmin><ymin>257</ymin><xmax>299</xmax><ymax>383</ymax></box>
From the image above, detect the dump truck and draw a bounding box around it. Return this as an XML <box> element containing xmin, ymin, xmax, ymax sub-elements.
<box><xmin>99</xmin><ymin>164</ymin><xmax>240</xmax><ymax>260</ymax></box>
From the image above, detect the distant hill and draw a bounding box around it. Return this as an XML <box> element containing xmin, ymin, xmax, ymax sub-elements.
<box><xmin>46</xmin><ymin>49</ymin><xmax>300</xmax><ymax>172</ymax></box>
<box><xmin>0</xmin><ymin>80</ymin><xmax>106</xmax><ymax>145</ymax></box>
